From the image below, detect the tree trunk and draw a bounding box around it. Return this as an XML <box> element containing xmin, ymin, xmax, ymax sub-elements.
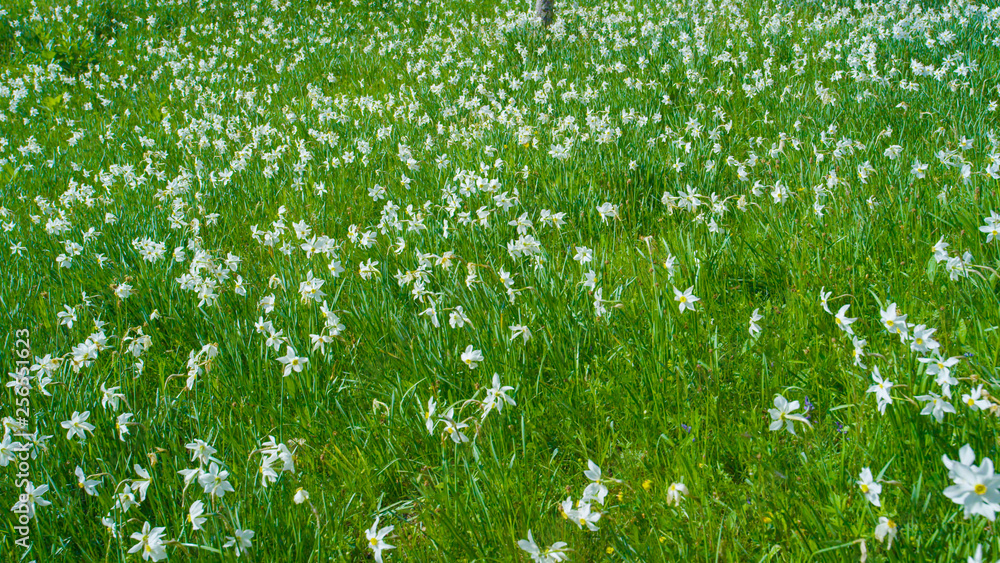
<box><xmin>534</xmin><ymin>0</ymin><xmax>554</xmax><ymax>27</ymax></box>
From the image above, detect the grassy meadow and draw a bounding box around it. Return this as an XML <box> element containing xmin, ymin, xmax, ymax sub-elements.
<box><xmin>2</xmin><ymin>0</ymin><xmax>1000</xmax><ymax>560</ymax></box>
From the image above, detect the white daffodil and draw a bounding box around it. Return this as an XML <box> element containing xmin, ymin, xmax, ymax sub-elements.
<box><xmin>365</xmin><ymin>516</ymin><xmax>395</xmax><ymax>563</ymax></box>
<box><xmin>673</xmin><ymin>285</ymin><xmax>700</xmax><ymax>313</ymax></box>
<box><xmin>857</xmin><ymin>467</ymin><xmax>882</xmax><ymax>506</ymax></box>
<box><xmin>768</xmin><ymin>394</ymin><xmax>813</xmax><ymax>435</ymax></box>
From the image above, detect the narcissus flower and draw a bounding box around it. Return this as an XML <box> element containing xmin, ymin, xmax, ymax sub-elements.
<box><xmin>942</xmin><ymin>445</ymin><xmax>1000</xmax><ymax>521</ymax></box>
<box><xmin>461</xmin><ymin>345</ymin><xmax>483</xmax><ymax>369</ymax></box>
<box><xmin>768</xmin><ymin>394</ymin><xmax>813</xmax><ymax>435</ymax></box>
<box><xmin>749</xmin><ymin>308</ymin><xmax>763</xmax><ymax>338</ymax></box>
<box><xmin>673</xmin><ymin>286</ymin><xmax>700</xmax><ymax>313</ymax></box>
<box><xmin>128</xmin><ymin>521</ymin><xmax>168</xmax><ymax>561</ymax></box>
<box><xmin>666</xmin><ymin>481</ymin><xmax>689</xmax><ymax>506</ymax></box>
<box><xmin>188</xmin><ymin>500</ymin><xmax>207</xmax><ymax>530</ymax></box>
<box><xmin>866</xmin><ymin>367</ymin><xmax>894</xmax><ymax>415</ymax></box>
<box><xmin>276</xmin><ymin>346</ymin><xmax>308</xmax><ymax>377</ymax></box>
<box><xmin>834</xmin><ymin>304</ymin><xmax>857</xmax><ymax>335</ymax></box>
<box><xmin>874</xmin><ymin>517</ymin><xmax>897</xmax><ymax>549</ymax></box>
<box><xmin>518</xmin><ymin>530</ymin><xmax>569</xmax><ymax>563</ymax></box>
<box><xmin>75</xmin><ymin>466</ymin><xmax>101</xmax><ymax>496</ymax></box>
<box><xmin>366</xmin><ymin>516</ymin><xmax>395</xmax><ymax>563</ymax></box>
<box><xmin>857</xmin><ymin>467</ymin><xmax>882</xmax><ymax>506</ymax></box>
<box><xmin>916</xmin><ymin>392</ymin><xmax>956</xmax><ymax>423</ymax></box>
<box><xmin>61</xmin><ymin>411</ymin><xmax>95</xmax><ymax>441</ymax></box>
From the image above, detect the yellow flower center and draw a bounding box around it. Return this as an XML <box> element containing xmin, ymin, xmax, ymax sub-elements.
<box><xmin>370</xmin><ymin>537</ymin><xmax>379</xmax><ymax>547</ymax></box>
<box><xmin>975</xmin><ymin>483</ymin><xmax>988</xmax><ymax>495</ymax></box>
<box><xmin>860</xmin><ymin>484</ymin><xmax>869</xmax><ymax>493</ymax></box>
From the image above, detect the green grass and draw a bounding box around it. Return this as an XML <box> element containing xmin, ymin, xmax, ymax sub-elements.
<box><xmin>1</xmin><ymin>0</ymin><xmax>1000</xmax><ymax>561</ymax></box>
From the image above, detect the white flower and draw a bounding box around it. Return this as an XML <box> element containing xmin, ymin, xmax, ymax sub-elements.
<box><xmin>916</xmin><ymin>392</ymin><xmax>956</xmax><ymax>423</ymax></box>
<box><xmin>873</xmin><ymin>517</ymin><xmax>897</xmax><ymax>550</ymax></box>
<box><xmin>980</xmin><ymin>211</ymin><xmax>1000</xmax><ymax>242</ymax></box>
<box><xmin>56</xmin><ymin>304</ymin><xmax>78</xmax><ymax>329</ymax></box>
<box><xmin>673</xmin><ymin>285</ymin><xmax>700</xmax><ymax>313</ymax></box>
<box><xmin>819</xmin><ymin>287</ymin><xmax>832</xmax><ymax>314</ymax></box>
<box><xmin>128</xmin><ymin>521</ymin><xmax>168</xmax><ymax>561</ymax></box>
<box><xmin>942</xmin><ymin>445</ymin><xmax>1000</xmax><ymax>521</ymax></box>
<box><xmin>132</xmin><ymin>465</ymin><xmax>152</xmax><ymax>502</ymax></box>
<box><xmin>12</xmin><ymin>482</ymin><xmax>50</xmax><ymax>520</ymax></box>
<box><xmin>749</xmin><ymin>308</ymin><xmax>763</xmax><ymax>338</ymax></box>
<box><xmin>768</xmin><ymin>394</ymin><xmax>812</xmax><ymax>435</ymax></box>
<box><xmin>188</xmin><ymin>500</ymin><xmax>207</xmax><ymax>530</ymax></box>
<box><xmin>185</xmin><ymin>438</ymin><xmax>219</xmax><ymax>465</ymax></box>
<box><xmin>509</xmin><ymin>324</ymin><xmax>531</xmax><ymax>343</ymax></box>
<box><xmin>962</xmin><ymin>385</ymin><xmax>992</xmax><ymax>411</ymax></box>
<box><xmin>115</xmin><ymin>283</ymin><xmax>133</xmax><ymax>300</ymax></box>
<box><xmin>834</xmin><ymin>304</ymin><xmax>857</xmax><ymax>335</ymax></box>
<box><xmin>932</xmin><ymin>237</ymin><xmax>950</xmax><ymax>262</ymax></box>
<box><xmin>569</xmin><ymin>501</ymin><xmax>601</xmax><ymax>531</ymax></box>
<box><xmin>61</xmin><ymin>411</ymin><xmax>95</xmax><ymax>441</ymax></box>
<box><xmin>596</xmin><ymin>202</ymin><xmax>619</xmax><ymax>223</ymax></box>
<box><xmin>919</xmin><ymin>355</ymin><xmax>961</xmax><ymax>397</ymax></box>
<box><xmin>460</xmin><ymin>345</ymin><xmax>483</xmax><ymax>370</ymax></box>
<box><xmin>518</xmin><ymin>530</ymin><xmax>570</xmax><ymax>563</ymax></box>
<box><xmin>851</xmin><ymin>336</ymin><xmax>868</xmax><ymax>369</ymax></box>
<box><xmin>482</xmin><ymin>373</ymin><xmax>516</xmax><ymax>420</ymax></box>
<box><xmin>666</xmin><ymin>481</ymin><xmax>689</xmax><ymax>506</ymax></box>
<box><xmin>224</xmin><ymin>528</ymin><xmax>254</xmax><ymax>557</ymax></box>
<box><xmin>879</xmin><ymin>303</ymin><xmax>909</xmax><ymax>341</ymax></box>
<box><xmin>582</xmin><ymin>460</ymin><xmax>610</xmax><ymax>505</ymax></box>
<box><xmin>293</xmin><ymin>488</ymin><xmax>310</xmax><ymax>504</ymax></box>
<box><xmin>448</xmin><ymin>306</ymin><xmax>472</xmax><ymax>329</ymax></box>
<box><xmin>424</xmin><ymin>397</ymin><xmax>437</xmax><ymax>435</ymax></box>
<box><xmin>276</xmin><ymin>346</ymin><xmax>308</xmax><ymax>377</ymax></box>
<box><xmin>198</xmin><ymin>462</ymin><xmax>235</xmax><ymax>498</ymax></box>
<box><xmin>441</xmin><ymin>408</ymin><xmax>469</xmax><ymax>443</ymax></box>
<box><xmin>910</xmin><ymin>324</ymin><xmax>940</xmax><ymax>353</ymax></box>
<box><xmin>0</xmin><ymin>434</ymin><xmax>23</xmax><ymax>467</ymax></box>
<box><xmin>865</xmin><ymin>367</ymin><xmax>894</xmax><ymax>415</ymax></box>
<box><xmin>365</xmin><ymin>516</ymin><xmax>395</xmax><ymax>563</ymax></box>
<box><xmin>573</xmin><ymin>246</ymin><xmax>593</xmax><ymax>265</ymax></box>
<box><xmin>857</xmin><ymin>467</ymin><xmax>882</xmax><ymax>506</ymax></box>
<box><xmin>74</xmin><ymin>466</ymin><xmax>101</xmax><ymax>496</ymax></box>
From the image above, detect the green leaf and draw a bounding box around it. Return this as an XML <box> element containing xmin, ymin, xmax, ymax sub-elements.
<box><xmin>41</xmin><ymin>93</ymin><xmax>63</xmax><ymax>110</ymax></box>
